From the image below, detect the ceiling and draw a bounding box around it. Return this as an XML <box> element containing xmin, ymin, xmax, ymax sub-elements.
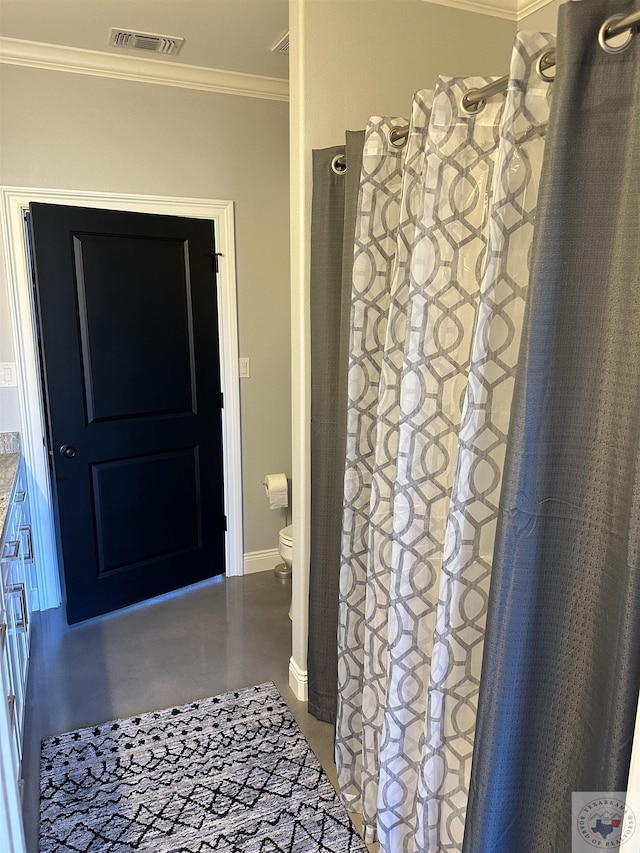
<box><xmin>0</xmin><ymin>0</ymin><xmax>290</xmax><ymax>78</ymax></box>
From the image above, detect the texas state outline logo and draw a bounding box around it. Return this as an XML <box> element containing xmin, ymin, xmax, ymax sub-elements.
<box><xmin>572</xmin><ymin>793</ymin><xmax>637</xmax><ymax>851</ymax></box>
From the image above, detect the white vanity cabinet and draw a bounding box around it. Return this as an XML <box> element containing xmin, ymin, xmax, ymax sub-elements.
<box><xmin>0</xmin><ymin>456</ymin><xmax>33</xmax><ymax>852</ymax></box>
<box><xmin>2</xmin><ymin>470</ymin><xmax>31</xmax><ymax>766</ymax></box>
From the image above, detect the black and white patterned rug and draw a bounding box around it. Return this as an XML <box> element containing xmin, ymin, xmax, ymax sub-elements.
<box><xmin>40</xmin><ymin>682</ymin><xmax>366</xmax><ymax>852</ymax></box>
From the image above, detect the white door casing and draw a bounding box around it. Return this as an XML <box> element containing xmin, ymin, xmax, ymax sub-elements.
<box><xmin>1</xmin><ymin>187</ymin><xmax>244</xmax><ymax>611</ymax></box>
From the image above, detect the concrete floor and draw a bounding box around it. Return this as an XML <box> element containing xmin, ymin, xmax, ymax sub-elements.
<box><xmin>22</xmin><ymin>572</ymin><xmax>375</xmax><ymax>852</ymax></box>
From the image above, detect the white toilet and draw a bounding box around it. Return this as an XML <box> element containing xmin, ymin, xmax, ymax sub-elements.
<box><xmin>276</xmin><ymin>525</ymin><xmax>293</xmax><ymax>579</ymax></box>
<box><xmin>276</xmin><ymin>525</ymin><xmax>293</xmax><ymax>620</ymax></box>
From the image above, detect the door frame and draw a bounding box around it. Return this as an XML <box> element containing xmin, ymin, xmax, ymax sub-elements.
<box><xmin>1</xmin><ymin>186</ymin><xmax>244</xmax><ymax>611</ymax></box>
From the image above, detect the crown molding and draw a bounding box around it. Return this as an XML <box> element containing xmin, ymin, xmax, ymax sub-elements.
<box><xmin>421</xmin><ymin>0</ymin><xmax>554</xmax><ymax>21</ymax></box>
<box><xmin>421</xmin><ymin>0</ymin><xmax>517</xmax><ymax>21</ymax></box>
<box><xmin>0</xmin><ymin>37</ymin><xmax>289</xmax><ymax>102</ymax></box>
<box><xmin>517</xmin><ymin>0</ymin><xmax>556</xmax><ymax>20</ymax></box>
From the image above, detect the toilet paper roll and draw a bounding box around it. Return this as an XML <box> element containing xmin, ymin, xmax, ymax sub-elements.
<box><xmin>263</xmin><ymin>473</ymin><xmax>289</xmax><ymax>510</ymax></box>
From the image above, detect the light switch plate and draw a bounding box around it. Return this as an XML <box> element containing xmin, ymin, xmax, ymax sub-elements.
<box><xmin>239</xmin><ymin>357</ymin><xmax>250</xmax><ymax>379</ymax></box>
<box><xmin>0</xmin><ymin>363</ymin><xmax>17</xmax><ymax>387</ymax></box>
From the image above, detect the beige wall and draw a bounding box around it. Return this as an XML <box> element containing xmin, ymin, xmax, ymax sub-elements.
<box><xmin>300</xmin><ymin>0</ymin><xmax>518</xmax><ymax>149</ymax></box>
<box><xmin>289</xmin><ymin>0</ymin><xmax>518</xmax><ymax>696</ymax></box>
<box><xmin>0</xmin><ymin>279</ymin><xmax>20</xmax><ymax>431</ymax></box>
<box><xmin>521</xmin><ymin>0</ymin><xmax>560</xmax><ymax>32</ymax></box>
<box><xmin>0</xmin><ymin>63</ymin><xmax>291</xmax><ymax>554</ymax></box>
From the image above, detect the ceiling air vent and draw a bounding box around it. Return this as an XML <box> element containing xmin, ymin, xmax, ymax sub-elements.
<box><xmin>109</xmin><ymin>28</ymin><xmax>185</xmax><ymax>56</ymax></box>
<box><xmin>271</xmin><ymin>32</ymin><xmax>289</xmax><ymax>55</ymax></box>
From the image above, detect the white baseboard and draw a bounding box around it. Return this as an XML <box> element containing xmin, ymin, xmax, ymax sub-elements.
<box><xmin>243</xmin><ymin>548</ymin><xmax>280</xmax><ymax>575</ymax></box>
<box><xmin>288</xmin><ymin>656</ymin><xmax>308</xmax><ymax>702</ymax></box>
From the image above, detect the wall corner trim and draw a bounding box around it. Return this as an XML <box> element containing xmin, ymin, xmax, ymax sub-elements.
<box><xmin>0</xmin><ymin>37</ymin><xmax>289</xmax><ymax>102</ymax></box>
<box><xmin>516</xmin><ymin>0</ymin><xmax>555</xmax><ymax>20</ymax></box>
<box><xmin>289</xmin><ymin>656</ymin><xmax>308</xmax><ymax>702</ymax></box>
<box><xmin>420</xmin><ymin>0</ymin><xmax>518</xmax><ymax>20</ymax></box>
<box><xmin>420</xmin><ymin>0</ymin><xmax>554</xmax><ymax>21</ymax></box>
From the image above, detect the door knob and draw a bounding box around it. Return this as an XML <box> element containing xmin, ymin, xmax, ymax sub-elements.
<box><xmin>59</xmin><ymin>444</ymin><xmax>77</xmax><ymax>458</ymax></box>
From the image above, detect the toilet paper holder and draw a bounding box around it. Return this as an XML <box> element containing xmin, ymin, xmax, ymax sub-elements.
<box><xmin>262</xmin><ymin>473</ymin><xmax>289</xmax><ymax>510</ymax></box>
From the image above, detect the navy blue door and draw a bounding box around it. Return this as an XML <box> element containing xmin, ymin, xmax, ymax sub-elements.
<box><xmin>29</xmin><ymin>203</ymin><xmax>225</xmax><ymax>623</ymax></box>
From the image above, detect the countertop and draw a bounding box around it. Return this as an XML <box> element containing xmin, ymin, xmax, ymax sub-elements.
<box><xmin>0</xmin><ymin>452</ymin><xmax>20</xmax><ymax>539</ymax></box>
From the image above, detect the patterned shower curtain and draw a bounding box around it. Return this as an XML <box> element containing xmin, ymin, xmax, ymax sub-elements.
<box><xmin>336</xmin><ymin>90</ymin><xmax>432</xmax><ymax>820</ymax></box>
<box><xmin>335</xmin><ymin>30</ymin><xmax>554</xmax><ymax>852</ymax></box>
<box><xmin>335</xmin><ymin>112</ymin><xmax>407</xmax><ymax>804</ymax></box>
<box><xmin>378</xmin><ymin>72</ymin><xmax>504</xmax><ymax>852</ymax></box>
<box><xmin>414</xmin><ymin>33</ymin><xmax>553</xmax><ymax>852</ymax></box>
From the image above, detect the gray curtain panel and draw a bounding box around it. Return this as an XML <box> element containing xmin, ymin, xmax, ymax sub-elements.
<box><xmin>464</xmin><ymin>2</ymin><xmax>640</xmax><ymax>851</ymax></box>
<box><xmin>308</xmin><ymin>133</ymin><xmax>364</xmax><ymax>723</ymax></box>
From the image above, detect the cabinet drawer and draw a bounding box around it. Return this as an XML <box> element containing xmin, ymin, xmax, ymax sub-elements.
<box><xmin>1</xmin><ymin>631</ymin><xmax>20</xmax><ymax>776</ymax></box>
<box><xmin>4</xmin><ymin>576</ymin><xmax>28</xmax><ymax>749</ymax></box>
<box><xmin>2</xmin><ymin>500</ymin><xmax>23</xmax><ymax>543</ymax></box>
<box><xmin>1</xmin><ymin>509</ymin><xmax>23</xmax><ymax>589</ymax></box>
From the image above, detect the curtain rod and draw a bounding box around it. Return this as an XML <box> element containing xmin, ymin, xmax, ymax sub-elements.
<box><xmin>385</xmin><ymin>45</ymin><xmax>553</xmax><ymax>144</ymax></box>
<box><xmin>333</xmin><ymin>9</ymin><xmax>639</xmax><ymax>170</ymax></box>
<box><xmin>461</xmin><ymin>9</ymin><xmax>640</xmax><ymax>114</ymax></box>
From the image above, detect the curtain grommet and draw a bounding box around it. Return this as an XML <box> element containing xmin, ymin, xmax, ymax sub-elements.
<box><xmin>388</xmin><ymin>127</ymin><xmax>408</xmax><ymax>149</ymax></box>
<box><xmin>460</xmin><ymin>92</ymin><xmax>486</xmax><ymax>115</ymax></box>
<box><xmin>331</xmin><ymin>154</ymin><xmax>347</xmax><ymax>175</ymax></box>
<box><xmin>599</xmin><ymin>13</ymin><xmax>635</xmax><ymax>54</ymax></box>
<box><xmin>536</xmin><ymin>50</ymin><xmax>556</xmax><ymax>82</ymax></box>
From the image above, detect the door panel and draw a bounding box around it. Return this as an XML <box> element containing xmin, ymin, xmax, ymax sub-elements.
<box><xmin>74</xmin><ymin>233</ymin><xmax>196</xmax><ymax>422</ymax></box>
<box><xmin>29</xmin><ymin>203</ymin><xmax>225</xmax><ymax>623</ymax></box>
<box><xmin>91</xmin><ymin>448</ymin><xmax>201</xmax><ymax>575</ymax></box>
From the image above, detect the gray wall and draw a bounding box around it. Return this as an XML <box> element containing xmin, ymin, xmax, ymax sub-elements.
<box><xmin>521</xmin><ymin>0</ymin><xmax>560</xmax><ymax>32</ymax></box>
<box><xmin>300</xmin><ymin>0</ymin><xmax>518</xmax><ymax>150</ymax></box>
<box><xmin>0</xmin><ymin>63</ymin><xmax>291</xmax><ymax>554</ymax></box>
<box><xmin>0</xmin><ymin>278</ymin><xmax>20</xmax><ymax>431</ymax></box>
